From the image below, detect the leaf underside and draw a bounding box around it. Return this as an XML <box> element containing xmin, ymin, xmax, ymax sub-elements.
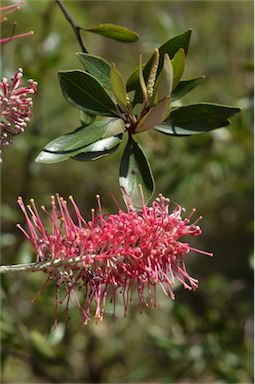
<box><xmin>155</xmin><ymin>103</ymin><xmax>241</xmax><ymax>136</ymax></box>
<box><xmin>119</xmin><ymin>135</ymin><xmax>155</xmax><ymax>207</ymax></box>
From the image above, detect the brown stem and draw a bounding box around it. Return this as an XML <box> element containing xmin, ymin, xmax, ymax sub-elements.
<box><xmin>56</xmin><ymin>0</ymin><xmax>88</xmax><ymax>53</ymax></box>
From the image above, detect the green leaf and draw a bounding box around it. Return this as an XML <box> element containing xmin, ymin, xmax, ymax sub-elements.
<box><xmin>72</xmin><ymin>134</ymin><xmax>123</xmax><ymax>161</ymax></box>
<box><xmin>34</xmin><ymin>151</ymin><xmax>71</xmax><ymax>164</ymax></box>
<box><xmin>126</xmin><ymin>64</ymin><xmax>143</xmax><ymax>92</ymax></box>
<box><xmin>119</xmin><ymin>135</ymin><xmax>155</xmax><ymax>207</ymax></box>
<box><xmin>172</xmin><ymin>76</ymin><xmax>206</xmax><ymax>101</ymax></box>
<box><xmin>58</xmin><ymin>70</ymin><xmax>119</xmax><ymax>116</ymax></box>
<box><xmin>84</xmin><ymin>23</ymin><xmax>139</xmax><ymax>43</ymax></box>
<box><xmin>132</xmin><ymin>30</ymin><xmax>192</xmax><ymax>103</ymax></box>
<box><xmin>151</xmin><ymin>54</ymin><xmax>173</xmax><ymax>105</ymax></box>
<box><xmin>35</xmin><ymin>118</ymin><xmax>125</xmax><ymax>163</ymax></box>
<box><xmin>171</xmin><ymin>48</ymin><xmax>185</xmax><ymax>89</ymax></box>
<box><xmin>80</xmin><ymin>110</ymin><xmax>96</xmax><ymax>126</ymax></box>
<box><xmin>110</xmin><ymin>64</ymin><xmax>129</xmax><ymax>110</ymax></box>
<box><xmin>136</xmin><ymin>96</ymin><xmax>171</xmax><ymax>133</ymax></box>
<box><xmin>76</xmin><ymin>53</ymin><xmax>112</xmax><ymax>92</ymax></box>
<box><xmin>154</xmin><ymin>103</ymin><xmax>241</xmax><ymax>136</ymax></box>
<box><xmin>155</xmin><ymin>123</ymin><xmax>218</xmax><ymax>136</ymax></box>
<box><xmin>41</xmin><ymin>123</ymin><xmax>107</xmax><ymax>153</ymax></box>
<box><xmin>158</xmin><ymin>29</ymin><xmax>191</xmax><ymax>59</ymax></box>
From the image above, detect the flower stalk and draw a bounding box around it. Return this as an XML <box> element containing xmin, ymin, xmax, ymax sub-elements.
<box><xmin>0</xmin><ymin>255</ymin><xmax>92</xmax><ymax>274</ymax></box>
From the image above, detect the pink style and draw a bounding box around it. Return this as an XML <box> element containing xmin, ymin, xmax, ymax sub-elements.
<box><xmin>17</xmin><ymin>191</ymin><xmax>213</xmax><ymax>324</ymax></box>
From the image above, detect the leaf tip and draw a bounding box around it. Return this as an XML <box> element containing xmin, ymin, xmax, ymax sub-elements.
<box><xmin>34</xmin><ymin>152</ymin><xmax>44</xmax><ymax>163</ymax></box>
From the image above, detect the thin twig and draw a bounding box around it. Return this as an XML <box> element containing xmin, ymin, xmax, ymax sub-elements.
<box><xmin>56</xmin><ymin>0</ymin><xmax>88</xmax><ymax>53</ymax></box>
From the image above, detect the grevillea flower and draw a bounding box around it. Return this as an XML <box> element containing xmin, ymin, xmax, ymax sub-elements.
<box><xmin>0</xmin><ymin>1</ymin><xmax>34</xmax><ymax>45</ymax></box>
<box><xmin>17</xmin><ymin>191</ymin><xmax>212</xmax><ymax>324</ymax></box>
<box><xmin>0</xmin><ymin>68</ymin><xmax>37</xmax><ymax>159</ymax></box>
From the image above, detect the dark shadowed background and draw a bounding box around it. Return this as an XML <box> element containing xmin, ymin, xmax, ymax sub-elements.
<box><xmin>1</xmin><ymin>1</ymin><xmax>253</xmax><ymax>383</ymax></box>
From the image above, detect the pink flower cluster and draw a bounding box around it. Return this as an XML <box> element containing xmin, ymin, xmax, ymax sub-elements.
<box><xmin>0</xmin><ymin>1</ymin><xmax>34</xmax><ymax>45</ymax></box>
<box><xmin>17</xmin><ymin>192</ymin><xmax>212</xmax><ymax>324</ymax></box>
<box><xmin>0</xmin><ymin>68</ymin><xmax>37</xmax><ymax>158</ymax></box>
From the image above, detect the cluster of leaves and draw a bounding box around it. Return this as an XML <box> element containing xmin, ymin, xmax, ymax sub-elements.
<box><xmin>36</xmin><ymin>29</ymin><xmax>240</xmax><ymax>206</ymax></box>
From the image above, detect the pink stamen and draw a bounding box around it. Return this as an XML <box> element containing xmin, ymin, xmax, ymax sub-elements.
<box><xmin>188</xmin><ymin>246</ymin><xmax>213</xmax><ymax>257</ymax></box>
<box><xmin>17</xmin><ymin>191</ymin><xmax>212</xmax><ymax>323</ymax></box>
<box><xmin>0</xmin><ymin>31</ymin><xmax>34</xmax><ymax>45</ymax></box>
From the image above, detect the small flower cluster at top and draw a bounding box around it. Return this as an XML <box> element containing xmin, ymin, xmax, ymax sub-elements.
<box><xmin>17</xmin><ymin>190</ymin><xmax>212</xmax><ymax>324</ymax></box>
<box><xmin>0</xmin><ymin>68</ymin><xmax>37</xmax><ymax>160</ymax></box>
<box><xmin>0</xmin><ymin>1</ymin><xmax>34</xmax><ymax>45</ymax></box>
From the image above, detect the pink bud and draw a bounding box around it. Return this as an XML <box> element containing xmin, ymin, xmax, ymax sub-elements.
<box><xmin>0</xmin><ymin>68</ymin><xmax>37</xmax><ymax>159</ymax></box>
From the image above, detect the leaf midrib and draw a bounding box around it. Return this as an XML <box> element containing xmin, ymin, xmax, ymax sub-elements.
<box><xmin>62</xmin><ymin>71</ymin><xmax>119</xmax><ymax>116</ymax></box>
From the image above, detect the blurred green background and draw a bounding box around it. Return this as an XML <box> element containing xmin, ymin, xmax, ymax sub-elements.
<box><xmin>1</xmin><ymin>1</ymin><xmax>253</xmax><ymax>383</ymax></box>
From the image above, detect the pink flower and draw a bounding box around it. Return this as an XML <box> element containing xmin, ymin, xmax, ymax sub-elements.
<box><xmin>0</xmin><ymin>1</ymin><xmax>34</xmax><ymax>45</ymax></box>
<box><xmin>0</xmin><ymin>68</ymin><xmax>37</xmax><ymax>159</ymax></box>
<box><xmin>17</xmin><ymin>192</ymin><xmax>212</xmax><ymax>324</ymax></box>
